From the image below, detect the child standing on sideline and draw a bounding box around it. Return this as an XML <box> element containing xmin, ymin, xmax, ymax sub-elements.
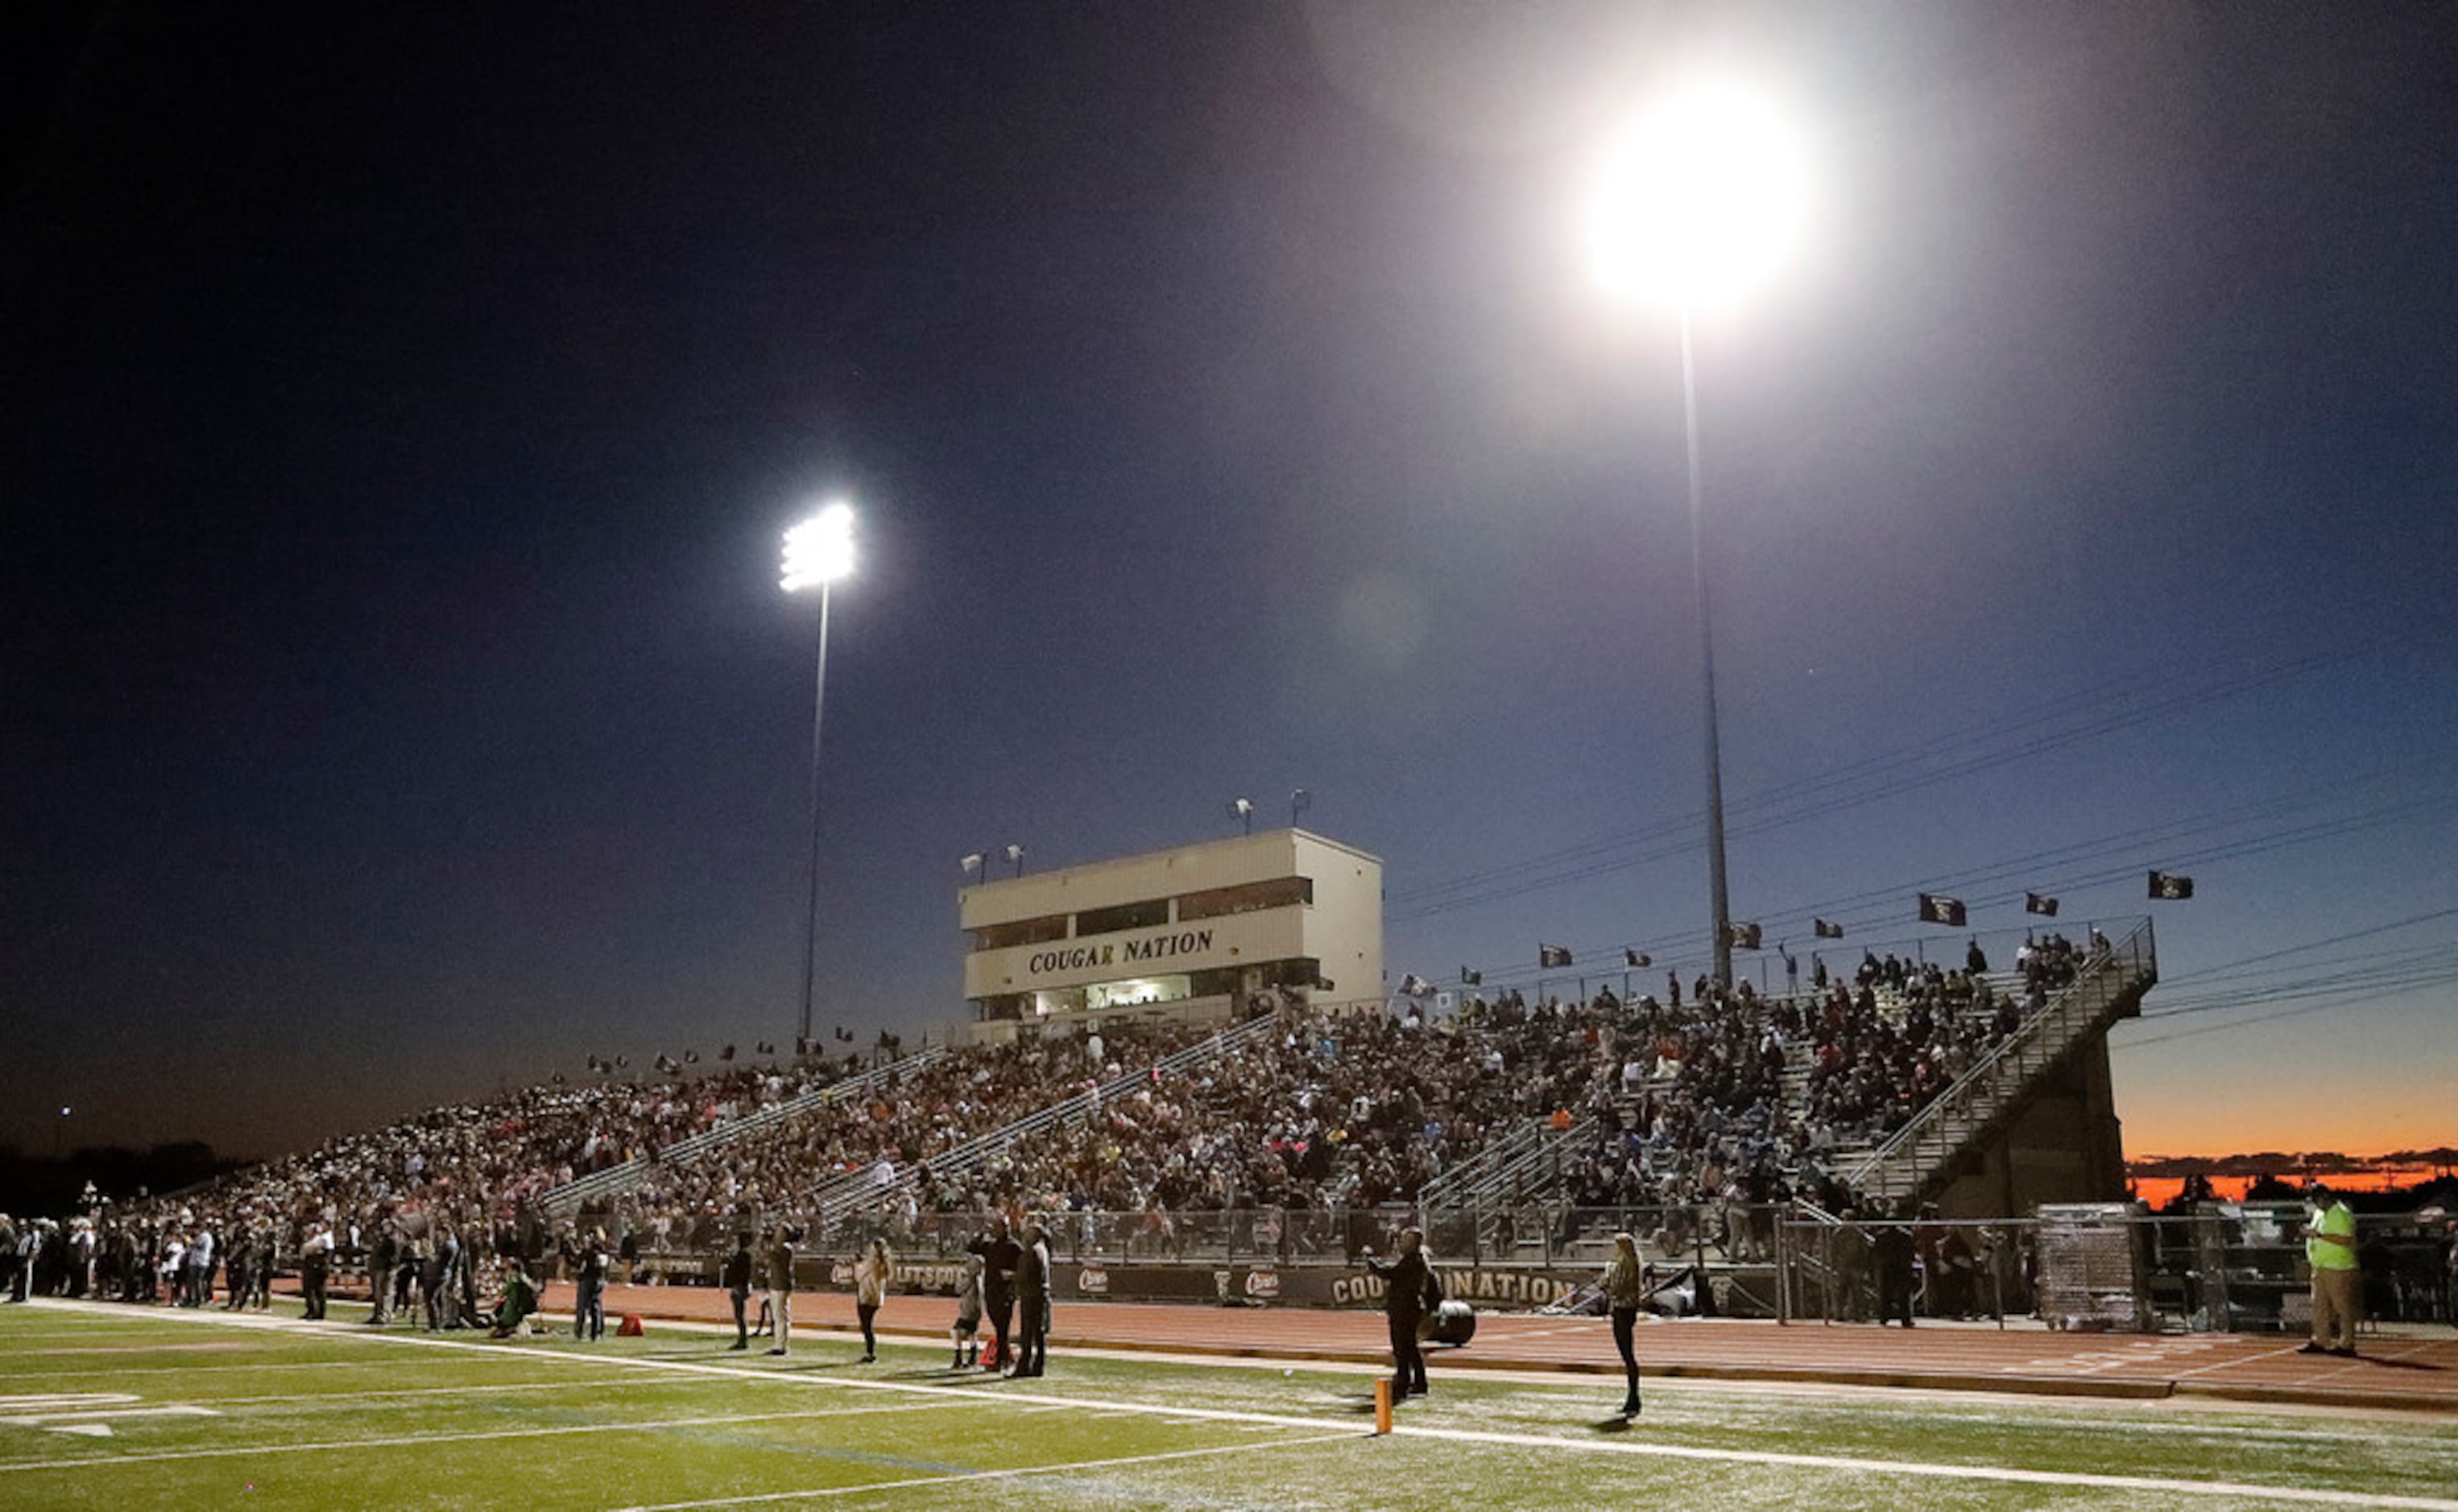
<box><xmin>951</xmin><ymin>1250</ymin><xmax>984</xmax><ymax>1369</ymax></box>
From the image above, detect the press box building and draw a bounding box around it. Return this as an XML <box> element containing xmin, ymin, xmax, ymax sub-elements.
<box><xmin>959</xmin><ymin>829</ymin><xmax>1382</xmax><ymax>1042</ymax></box>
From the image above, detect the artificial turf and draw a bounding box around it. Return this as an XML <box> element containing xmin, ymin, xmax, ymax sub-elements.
<box><xmin>1</xmin><ymin>1299</ymin><xmax>2452</xmax><ymax>1510</ymax></box>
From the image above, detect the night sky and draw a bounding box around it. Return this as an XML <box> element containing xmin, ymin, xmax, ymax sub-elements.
<box><xmin>6</xmin><ymin>4</ymin><xmax>2455</xmax><ymax>1164</ymax></box>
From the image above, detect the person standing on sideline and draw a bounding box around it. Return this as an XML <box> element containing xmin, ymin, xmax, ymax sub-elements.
<box><xmin>855</xmin><ymin>1237</ymin><xmax>892</xmax><ymax>1363</ymax></box>
<box><xmin>1872</xmin><ymin>1202</ymin><xmax>1918</xmax><ymax>1328</ymax></box>
<box><xmin>1010</xmin><ymin>1219</ymin><xmax>1050</xmax><ymax>1378</ymax></box>
<box><xmin>298</xmin><ymin>1217</ymin><xmax>333</xmax><ymax>1320</ymax></box>
<box><xmin>424</xmin><ymin>1225</ymin><xmax>458</xmax><ymax>1332</ymax></box>
<box><xmin>1364</xmin><ymin>1225</ymin><xmax>1441</xmax><ymax>1399</ymax></box>
<box><xmin>950</xmin><ymin>1250</ymin><xmax>984</xmax><ymax>1369</ymax></box>
<box><xmin>722</xmin><ymin>1234</ymin><xmax>755</xmax><ymax>1349</ymax></box>
<box><xmin>570</xmin><ymin>1229</ymin><xmax>608</xmax><ymax>1341</ymax></box>
<box><xmin>365</xmin><ymin>1221</ymin><xmax>396</xmax><ymax>1325</ymax></box>
<box><xmin>764</xmin><ymin>1225</ymin><xmax>796</xmax><ymax>1357</ymax></box>
<box><xmin>2300</xmin><ymin>1184</ymin><xmax>2361</xmax><ymax>1357</ymax></box>
<box><xmin>1603</xmin><ymin>1231</ymin><xmax>1645</xmax><ymax>1415</ymax></box>
<box><xmin>970</xmin><ymin>1215</ymin><xmax>1020</xmax><ymax>1372</ymax></box>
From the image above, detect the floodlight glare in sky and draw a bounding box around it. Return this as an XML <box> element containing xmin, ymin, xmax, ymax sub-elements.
<box><xmin>781</xmin><ymin>501</ymin><xmax>857</xmax><ymax>592</ymax></box>
<box><xmin>1591</xmin><ymin>79</ymin><xmax>1809</xmax><ymax>312</ymax></box>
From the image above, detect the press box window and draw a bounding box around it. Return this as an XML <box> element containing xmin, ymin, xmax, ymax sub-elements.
<box><xmin>1074</xmin><ymin>898</ymin><xmax>1170</xmax><ymax>936</ymax></box>
<box><xmin>1177</xmin><ymin>876</ymin><xmax>1312</xmax><ymax>922</ymax></box>
<box><xmin>970</xmin><ymin>915</ymin><xmax>1069</xmax><ymax>952</ymax></box>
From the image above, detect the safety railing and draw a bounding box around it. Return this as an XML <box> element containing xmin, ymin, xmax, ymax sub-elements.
<box><xmin>803</xmin><ymin>1013</ymin><xmax>1282</xmax><ymax>1230</ymax></box>
<box><xmin>536</xmin><ymin>1047</ymin><xmax>948</xmax><ymax>1216</ymax></box>
<box><xmin>1843</xmin><ymin>921</ymin><xmax>2157</xmax><ymax>1207</ymax></box>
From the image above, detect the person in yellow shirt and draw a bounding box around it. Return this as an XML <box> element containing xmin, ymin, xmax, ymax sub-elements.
<box><xmin>2299</xmin><ymin>1184</ymin><xmax>2361</xmax><ymax>1358</ymax></box>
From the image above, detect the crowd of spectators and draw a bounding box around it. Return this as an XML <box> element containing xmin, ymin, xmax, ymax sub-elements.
<box><xmin>34</xmin><ymin>933</ymin><xmax>2110</xmax><ymax>1283</ymax></box>
<box><xmin>588</xmin><ymin>1018</ymin><xmax>1215</xmax><ymax>1248</ymax></box>
<box><xmin>1558</xmin><ymin>935</ymin><xmax>2104</xmax><ymax>1227</ymax></box>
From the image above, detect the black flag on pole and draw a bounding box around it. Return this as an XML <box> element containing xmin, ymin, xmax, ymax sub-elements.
<box><xmin>1624</xmin><ymin>948</ymin><xmax>1651</xmax><ymax>968</ymax></box>
<box><xmin>1814</xmin><ymin>918</ymin><xmax>1844</xmax><ymax>940</ymax></box>
<box><xmin>2149</xmin><ymin>870</ymin><xmax>2195</xmax><ymax>899</ymax></box>
<box><xmin>2025</xmin><ymin>892</ymin><xmax>2059</xmax><ymax>917</ymax></box>
<box><xmin>1918</xmin><ymin>894</ymin><xmax>1968</xmax><ymax>927</ymax></box>
<box><xmin>1727</xmin><ymin>921</ymin><xmax>1763</xmax><ymax>950</ymax></box>
<box><xmin>1460</xmin><ymin>966</ymin><xmax>1482</xmax><ymax>986</ymax></box>
<box><xmin>1538</xmin><ymin>943</ymin><xmax>1573</xmax><ymax>969</ymax></box>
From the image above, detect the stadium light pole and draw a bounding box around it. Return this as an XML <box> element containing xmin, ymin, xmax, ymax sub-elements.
<box><xmin>781</xmin><ymin>501</ymin><xmax>857</xmax><ymax>1055</ymax></box>
<box><xmin>1591</xmin><ymin>76</ymin><xmax>1809</xmax><ymax>993</ymax></box>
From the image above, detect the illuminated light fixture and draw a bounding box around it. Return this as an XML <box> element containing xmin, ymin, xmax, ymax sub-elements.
<box><xmin>1590</xmin><ymin>77</ymin><xmax>1810</xmax><ymax>314</ymax></box>
<box><xmin>1290</xmin><ymin>787</ymin><xmax>1312</xmax><ymax>827</ymax></box>
<box><xmin>960</xmin><ymin>852</ymin><xmax>985</xmax><ymax>878</ymax></box>
<box><xmin>781</xmin><ymin>501</ymin><xmax>857</xmax><ymax>592</ymax></box>
<box><xmin>1228</xmin><ymin>796</ymin><xmax>1254</xmax><ymax>836</ymax></box>
<box><xmin>1004</xmin><ymin>843</ymin><xmax>1026</xmax><ymax>878</ymax></box>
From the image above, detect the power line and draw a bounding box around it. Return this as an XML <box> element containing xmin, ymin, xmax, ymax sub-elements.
<box><xmin>1389</xmin><ymin>634</ymin><xmax>2411</xmax><ymax>916</ymax></box>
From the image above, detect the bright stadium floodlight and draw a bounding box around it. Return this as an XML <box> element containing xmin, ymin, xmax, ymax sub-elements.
<box><xmin>782</xmin><ymin>500</ymin><xmax>859</xmax><ymax>1054</ymax></box>
<box><xmin>1588</xmin><ymin>74</ymin><xmax>1813</xmax><ymax>993</ymax></box>
<box><xmin>781</xmin><ymin>501</ymin><xmax>857</xmax><ymax>592</ymax></box>
<box><xmin>1590</xmin><ymin>77</ymin><xmax>1809</xmax><ymax>314</ymax></box>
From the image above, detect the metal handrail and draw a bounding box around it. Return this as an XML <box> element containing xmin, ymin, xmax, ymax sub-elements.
<box><xmin>1843</xmin><ymin>921</ymin><xmax>2157</xmax><ymax>1199</ymax></box>
<box><xmin>536</xmin><ymin>1047</ymin><xmax>948</xmax><ymax>1214</ymax></box>
<box><xmin>1418</xmin><ymin>1117</ymin><xmax>1552</xmax><ymax>1207</ymax></box>
<box><xmin>1473</xmin><ymin>1115</ymin><xmax>1598</xmax><ymax>1208</ymax></box>
<box><xmin>807</xmin><ymin>1013</ymin><xmax>1281</xmax><ymax>1224</ymax></box>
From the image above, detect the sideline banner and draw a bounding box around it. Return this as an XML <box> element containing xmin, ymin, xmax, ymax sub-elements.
<box><xmin>649</xmin><ymin>1254</ymin><xmax>1587</xmax><ymax>1310</ymax></box>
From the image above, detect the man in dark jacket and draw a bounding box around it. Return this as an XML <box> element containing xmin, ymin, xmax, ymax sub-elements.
<box><xmin>1010</xmin><ymin>1219</ymin><xmax>1051</xmax><ymax>1378</ymax></box>
<box><xmin>722</xmin><ymin>1235</ymin><xmax>755</xmax><ymax>1350</ymax></box>
<box><xmin>1365</xmin><ymin>1226</ymin><xmax>1440</xmax><ymax>1398</ymax></box>
<box><xmin>968</xmin><ymin>1215</ymin><xmax>1021</xmax><ymax>1372</ymax></box>
<box><xmin>1872</xmin><ymin>1202</ymin><xmax>1918</xmax><ymax>1328</ymax></box>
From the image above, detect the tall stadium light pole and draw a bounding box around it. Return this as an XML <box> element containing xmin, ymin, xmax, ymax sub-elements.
<box><xmin>1678</xmin><ymin>307</ymin><xmax>1735</xmax><ymax>991</ymax></box>
<box><xmin>781</xmin><ymin>502</ymin><xmax>857</xmax><ymax>1053</ymax></box>
<box><xmin>1591</xmin><ymin>76</ymin><xmax>1809</xmax><ymax>992</ymax></box>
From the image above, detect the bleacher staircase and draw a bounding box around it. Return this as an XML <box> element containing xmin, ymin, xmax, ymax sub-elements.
<box><xmin>1417</xmin><ymin>1113</ymin><xmax>1599</xmax><ymax>1258</ymax></box>
<box><xmin>1417</xmin><ymin>920</ymin><xmax>2158</xmax><ymax>1236</ymax></box>
<box><xmin>536</xmin><ymin>1047</ymin><xmax>949</xmax><ymax>1217</ymax></box>
<box><xmin>805</xmin><ymin>1013</ymin><xmax>1283</xmax><ymax>1233</ymax></box>
<box><xmin>1842</xmin><ymin>919</ymin><xmax>2157</xmax><ymax>1208</ymax></box>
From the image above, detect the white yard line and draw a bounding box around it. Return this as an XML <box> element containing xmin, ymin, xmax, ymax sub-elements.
<box><xmin>0</xmin><ymin>1398</ymin><xmax>970</xmax><ymax>1473</ymax></box>
<box><xmin>0</xmin><ymin>1331</ymin><xmax>202</xmax><ymax>1345</ymax></box>
<box><xmin>0</xmin><ymin>1354</ymin><xmax>494</xmax><ymax>1379</ymax></box>
<box><xmin>598</xmin><ymin>1431</ymin><xmax>1368</xmax><ymax>1511</ymax></box>
<box><xmin>213</xmin><ymin>1376</ymin><xmax>692</xmax><ymax>1407</ymax></box>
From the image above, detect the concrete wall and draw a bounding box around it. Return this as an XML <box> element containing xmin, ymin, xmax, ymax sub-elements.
<box><xmin>1935</xmin><ymin>1035</ymin><xmax>2130</xmax><ymax>1219</ymax></box>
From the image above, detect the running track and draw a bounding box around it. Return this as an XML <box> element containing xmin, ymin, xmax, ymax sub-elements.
<box><xmin>537</xmin><ymin>1281</ymin><xmax>2458</xmax><ymax>1415</ymax></box>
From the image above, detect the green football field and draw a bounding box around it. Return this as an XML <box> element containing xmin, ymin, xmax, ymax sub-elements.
<box><xmin>2</xmin><ymin>1299</ymin><xmax>2452</xmax><ymax>1510</ymax></box>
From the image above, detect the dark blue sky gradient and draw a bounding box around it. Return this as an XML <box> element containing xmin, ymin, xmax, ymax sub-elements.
<box><xmin>6</xmin><ymin>3</ymin><xmax>2454</xmax><ymax>1159</ymax></box>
